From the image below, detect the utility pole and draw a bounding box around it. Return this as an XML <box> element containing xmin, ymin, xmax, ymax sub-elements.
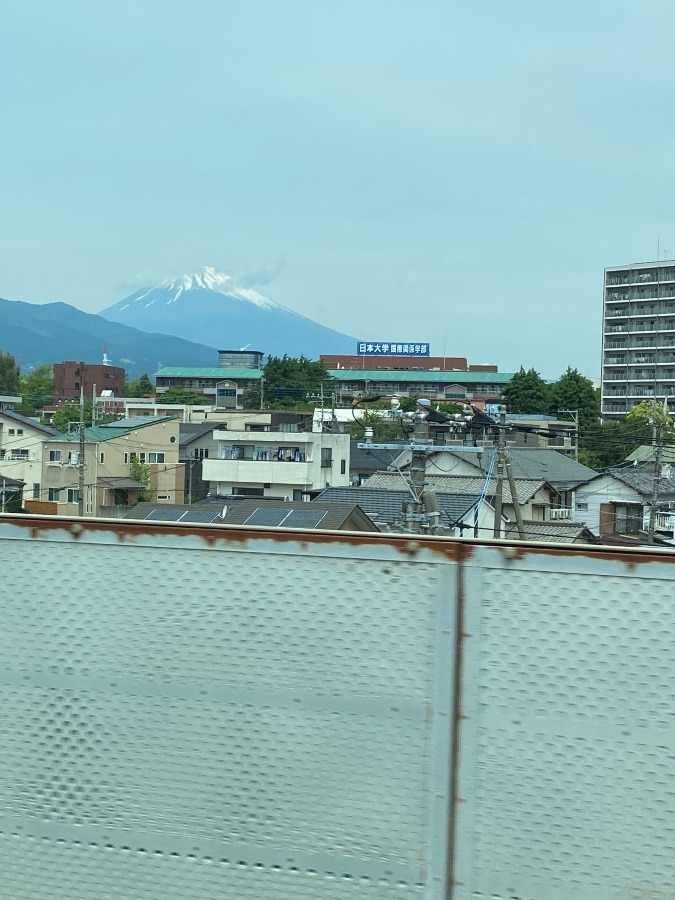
<box><xmin>78</xmin><ymin>386</ymin><xmax>85</xmax><ymax>517</ymax></box>
<box><xmin>647</xmin><ymin>398</ymin><xmax>667</xmax><ymax>543</ymax></box>
<box><xmin>493</xmin><ymin>409</ymin><xmax>506</xmax><ymax>538</ymax></box>
<box><xmin>91</xmin><ymin>384</ymin><xmax>97</xmax><ymax>426</ymax></box>
<box><xmin>558</xmin><ymin>408</ymin><xmax>579</xmax><ymax>461</ymax></box>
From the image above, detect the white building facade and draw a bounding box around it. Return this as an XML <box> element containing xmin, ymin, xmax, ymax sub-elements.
<box><xmin>602</xmin><ymin>260</ymin><xmax>675</xmax><ymax>417</ymax></box>
<box><xmin>202</xmin><ymin>430</ymin><xmax>351</xmax><ymax>500</ymax></box>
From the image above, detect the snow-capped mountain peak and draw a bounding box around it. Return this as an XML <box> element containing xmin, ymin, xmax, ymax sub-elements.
<box><xmin>100</xmin><ymin>266</ymin><xmax>356</xmax><ymax>357</ymax></box>
<box><xmin>131</xmin><ymin>267</ymin><xmax>282</xmax><ymax>310</ymax></box>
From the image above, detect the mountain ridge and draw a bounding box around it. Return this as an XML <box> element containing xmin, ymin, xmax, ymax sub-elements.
<box><xmin>100</xmin><ymin>267</ymin><xmax>356</xmax><ymax>357</ymax></box>
<box><xmin>0</xmin><ymin>296</ymin><xmax>220</xmax><ymax>377</ymax></box>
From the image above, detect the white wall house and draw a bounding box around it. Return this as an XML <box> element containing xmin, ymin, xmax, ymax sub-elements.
<box><xmin>0</xmin><ymin>410</ymin><xmax>57</xmax><ymax>504</ymax></box>
<box><xmin>202</xmin><ymin>430</ymin><xmax>351</xmax><ymax>500</ymax></box>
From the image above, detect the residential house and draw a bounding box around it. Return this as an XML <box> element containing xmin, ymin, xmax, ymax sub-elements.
<box><xmin>391</xmin><ymin>447</ymin><xmax>598</xmax><ymax>517</ymax></box>
<box><xmin>0</xmin><ymin>394</ymin><xmax>21</xmax><ymax>411</ymax></box>
<box><xmin>349</xmin><ymin>441</ymin><xmax>398</xmax><ymax>486</ymax></box>
<box><xmin>0</xmin><ymin>409</ymin><xmax>58</xmax><ymax>505</ymax></box>
<box><xmin>38</xmin><ymin>415</ymin><xmax>183</xmax><ymax>516</ymax></box>
<box><xmin>201</xmin><ymin>429</ymin><xmax>350</xmax><ymax>500</ymax></box>
<box><xmin>574</xmin><ymin>466</ymin><xmax>675</xmax><ymax>539</ymax></box>
<box><xmin>313</xmin><ymin>485</ymin><xmax>501</xmax><ymax>536</ymax></box>
<box><xmin>363</xmin><ymin>472</ymin><xmax>556</xmax><ymax>524</ymax></box>
<box><xmin>504</xmin><ymin>522</ymin><xmax>598</xmax><ymax>544</ymax></box>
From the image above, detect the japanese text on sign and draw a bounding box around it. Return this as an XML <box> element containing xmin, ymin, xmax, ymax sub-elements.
<box><xmin>357</xmin><ymin>342</ymin><xmax>430</xmax><ymax>356</ymax></box>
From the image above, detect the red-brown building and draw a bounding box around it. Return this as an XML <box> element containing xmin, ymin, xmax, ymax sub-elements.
<box><xmin>53</xmin><ymin>361</ymin><xmax>126</xmax><ymax>403</ymax></box>
<box><xmin>320</xmin><ymin>354</ymin><xmax>498</xmax><ymax>372</ymax></box>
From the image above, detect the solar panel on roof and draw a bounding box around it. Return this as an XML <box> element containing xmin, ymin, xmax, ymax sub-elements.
<box><xmin>145</xmin><ymin>508</ymin><xmax>185</xmax><ymax>522</ymax></box>
<box><xmin>181</xmin><ymin>510</ymin><xmax>221</xmax><ymax>524</ymax></box>
<box><xmin>283</xmin><ymin>509</ymin><xmax>327</xmax><ymax>529</ymax></box>
<box><xmin>245</xmin><ymin>508</ymin><xmax>288</xmax><ymax>527</ymax></box>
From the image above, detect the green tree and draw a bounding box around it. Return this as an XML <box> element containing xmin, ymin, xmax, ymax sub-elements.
<box><xmin>159</xmin><ymin>387</ymin><xmax>209</xmax><ymax>405</ymax></box>
<box><xmin>19</xmin><ymin>364</ymin><xmax>54</xmax><ymax>414</ymax></box>
<box><xmin>126</xmin><ymin>373</ymin><xmax>154</xmax><ymax>397</ymax></box>
<box><xmin>502</xmin><ymin>367</ymin><xmax>550</xmax><ymax>414</ymax></box>
<box><xmin>51</xmin><ymin>404</ymin><xmax>86</xmax><ymax>433</ymax></box>
<box><xmin>579</xmin><ymin>419</ymin><xmax>652</xmax><ymax>469</ymax></box>
<box><xmin>246</xmin><ymin>356</ymin><xmax>333</xmax><ymax>410</ymax></box>
<box><xmin>548</xmin><ymin>367</ymin><xmax>600</xmax><ymax>428</ymax></box>
<box><xmin>0</xmin><ymin>350</ymin><xmax>20</xmax><ymax>394</ymax></box>
<box><xmin>626</xmin><ymin>398</ymin><xmax>675</xmax><ymax>428</ymax></box>
<box><xmin>129</xmin><ymin>455</ymin><xmax>153</xmax><ymax>502</ymax></box>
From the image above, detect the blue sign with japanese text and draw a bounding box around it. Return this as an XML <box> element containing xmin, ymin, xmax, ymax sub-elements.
<box><xmin>357</xmin><ymin>341</ymin><xmax>430</xmax><ymax>356</ymax></box>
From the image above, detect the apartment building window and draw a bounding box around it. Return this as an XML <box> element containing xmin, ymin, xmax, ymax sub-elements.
<box><xmin>321</xmin><ymin>448</ymin><xmax>333</xmax><ymax>468</ymax></box>
<box><xmin>32</xmin><ymin>483</ymin><xmax>40</xmax><ymax>499</ymax></box>
<box><xmin>48</xmin><ymin>450</ymin><xmax>62</xmax><ymax>462</ymax></box>
<box><xmin>341</xmin><ymin>459</ymin><xmax>346</xmax><ymax>475</ymax></box>
<box><xmin>148</xmin><ymin>452</ymin><xmax>165</xmax><ymax>463</ymax></box>
<box><xmin>67</xmin><ymin>451</ymin><xmax>80</xmax><ymax>465</ymax></box>
<box><xmin>48</xmin><ymin>488</ymin><xmax>61</xmax><ymax>501</ymax></box>
<box><xmin>10</xmin><ymin>449</ymin><xmax>29</xmax><ymax>459</ymax></box>
<box><xmin>67</xmin><ymin>488</ymin><xmax>80</xmax><ymax>504</ymax></box>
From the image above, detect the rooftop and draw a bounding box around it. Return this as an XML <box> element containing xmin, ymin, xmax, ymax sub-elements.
<box><xmin>327</xmin><ymin>369</ymin><xmax>514</xmax><ymax>384</ymax></box>
<box><xmin>314</xmin><ymin>486</ymin><xmax>480</xmax><ymax>529</ymax></box>
<box><xmin>0</xmin><ymin>409</ymin><xmax>58</xmax><ymax>436</ymax></box>
<box><xmin>155</xmin><ymin>367</ymin><xmax>263</xmax><ymax>379</ymax></box>
<box><xmin>363</xmin><ymin>472</ymin><xmax>547</xmax><ymax>505</ymax></box>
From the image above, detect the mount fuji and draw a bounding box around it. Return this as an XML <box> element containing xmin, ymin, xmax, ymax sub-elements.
<box><xmin>100</xmin><ymin>268</ymin><xmax>356</xmax><ymax>358</ymax></box>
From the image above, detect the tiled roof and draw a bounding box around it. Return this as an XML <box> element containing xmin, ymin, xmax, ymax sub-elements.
<box><xmin>314</xmin><ymin>486</ymin><xmax>480</xmax><ymax>528</ymax></box>
<box><xmin>327</xmin><ymin>369</ymin><xmax>514</xmax><ymax>384</ymax></box>
<box><xmin>625</xmin><ymin>445</ymin><xmax>675</xmax><ymax>465</ymax></box>
<box><xmin>363</xmin><ymin>472</ymin><xmax>546</xmax><ymax>505</ymax></box>
<box><xmin>606</xmin><ymin>466</ymin><xmax>675</xmax><ymax>499</ymax></box>
<box><xmin>505</xmin><ymin>522</ymin><xmax>598</xmax><ymax>543</ymax></box>
<box><xmin>435</xmin><ymin>447</ymin><xmax>597</xmax><ymax>490</ymax></box>
<box><xmin>155</xmin><ymin>367</ymin><xmax>263</xmax><ymax>379</ymax></box>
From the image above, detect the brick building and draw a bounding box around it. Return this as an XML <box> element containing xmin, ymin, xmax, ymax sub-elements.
<box><xmin>53</xmin><ymin>361</ymin><xmax>125</xmax><ymax>403</ymax></box>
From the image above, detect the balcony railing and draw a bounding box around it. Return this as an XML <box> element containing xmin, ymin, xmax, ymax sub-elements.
<box><xmin>549</xmin><ymin>508</ymin><xmax>572</xmax><ymax>520</ymax></box>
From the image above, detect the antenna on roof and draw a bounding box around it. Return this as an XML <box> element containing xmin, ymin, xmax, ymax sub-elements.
<box><xmin>102</xmin><ymin>343</ymin><xmax>110</xmax><ymax>366</ymax></box>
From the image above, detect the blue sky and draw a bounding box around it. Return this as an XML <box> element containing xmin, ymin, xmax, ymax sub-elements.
<box><xmin>2</xmin><ymin>0</ymin><xmax>674</xmax><ymax>377</ymax></box>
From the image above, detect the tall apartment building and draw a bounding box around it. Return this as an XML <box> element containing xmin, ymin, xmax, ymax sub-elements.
<box><xmin>601</xmin><ymin>261</ymin><xmax>675</xmax><ymax>417</ymax></box>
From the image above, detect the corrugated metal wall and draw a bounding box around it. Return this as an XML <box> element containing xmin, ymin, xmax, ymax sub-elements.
<box><xmin>0</xmin><ymin>515</ymin><xmax>673</xmax><ymax>899</ymax></box>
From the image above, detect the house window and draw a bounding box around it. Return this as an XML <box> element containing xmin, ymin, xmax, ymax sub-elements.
<box><xmin>17</xmin><ymin>429</ymin><xmax>23</xmax><ymax>435</ymax></box>
<box><xmin>10</xmin><ymin>449</ymin><xmax>29</xmax><ymax>459</ymax></box>
<box><xmin>32</xmin><ymin>483</ymin><xmax>40</xmax><ymax>499</ymax></box>
<box><xmin>148</xmin><ymin>452</ymin><xmax>165</xmax><ymax>464</ymax></box>
<box><xmin>49</xmin><ymin>450</ymin><xmax>62</xmax><ymax>462</ymax></box>
<box><xmin>124</xmin><ymin>452</ymin><xmax>129</xmax><ymax>464</ymax></box>
<box><xmin>157</xmin><ymin>495</ymin><xmax>170</xmax><ymax>501</ymax></box>
<box><xmin>614</xmin><ymin>503</ymin><xmax>642</xmax><ymax>534</ymax></box>
<box><xmin>48</xmin><ymin>488</ymin><xmax>61</xmax><ymax>501</ymax></box>
<box><xmin>340</xmin><ymin>459</ymin><xmax>346</xmax><ymax>475</ymax></box>
<box><xmin>67</xmin><ymin>451</ymin><xmax>80</xmax><ymax>465</ymax></box>
<box><xmin>321</xmin><ymin>448</ymin><xmax>332</xmax><ymax>468</ymax></box>
<box><xmin>100</xmin><ymin>452</ymin><xmax>105</xmax><ymax>464</ymax></box>
<box><xmin>67</xmin><ymin>488</ymin><xmax>80</xmax><ymax>504</ymax></box>
<box><xmin>8</xmin><ymin>428</ymin><xmax>14</xmax><ymax>435</ymax></box>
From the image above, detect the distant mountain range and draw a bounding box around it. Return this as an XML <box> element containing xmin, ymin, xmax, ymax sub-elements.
<box><xmin>99</xmin><ymin>267</ymin><xmax>356</xmax><ymax>357</ymax></box>
<box><xmin>0</xmin><ymin>269</ymin><xmax>356</xmax><ymax>378</ymax></box>
<box><xmin>0</xmin><ymin>297</ymin><xmax>218</xmax><ymax>378</ymax></box>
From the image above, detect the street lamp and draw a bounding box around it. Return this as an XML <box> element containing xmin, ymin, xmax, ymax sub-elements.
<box><xmin>215</xmin><ymin>380</ymin><xmax>237</xmax><ymax>410</ymax></box>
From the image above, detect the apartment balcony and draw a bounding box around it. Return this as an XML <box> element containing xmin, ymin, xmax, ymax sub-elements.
<box><xmin>603</xmin><ymin>373</ymin><xmax>627</xmax><ymax>381</ymax></box>
<box><xmin>549</xmin><ymin>508</ymin><xmax>572</xmax><ymax>520</ymax></box>
<box><xmin>630</xmin><ymin>307</ymin><xmax>658</xmax><ymax>317</ymax></box>
<box><xmin>606</xmin><ymin>308</ymin><xmax>629</xmax><ymax>318</ymax></box>
<box><xmin>606</xmin><ymin>275</ymin><xmax>630</xmax><ymax>285</ymax></box>
<box><xmin>202</xmin><ymin>457</ymin><xmax>315</xmax><ymax>487</ymax></box>
<box><xmin>604</xmin><ymin>325</ymin><xmax>629</xmax><ymax>334</ymax></box>
<box><xmin>605</xmin><ymin>292</ymin><xmax>629</xmax><ymax>302</ymax></box>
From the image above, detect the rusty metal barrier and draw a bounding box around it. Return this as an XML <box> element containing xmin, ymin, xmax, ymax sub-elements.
<box><xmin>0</xmin><ymin>514</ymin><xmax>673</xmax><ymax>899</ymax></box>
